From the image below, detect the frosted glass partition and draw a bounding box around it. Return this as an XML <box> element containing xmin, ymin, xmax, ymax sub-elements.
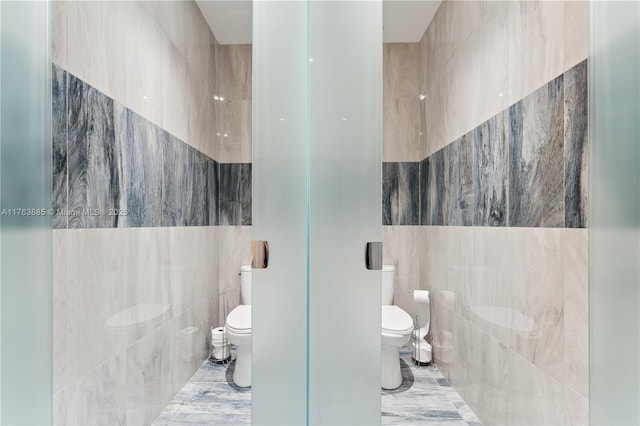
<box><xmin>0</xmin><ymin>1</ymin><xmax>53</xmax><ymax>423</ymax></box>
<box><xmin>589</xmin><ymin>1</ymin><xmax>640</xmax><ymax>424</ymax></box>
<box><xmin>308</xmin><ymin>1</ymin><xmax>382</xmax><ymax>424</ymax></box>
<box><xmin>252</xmin><ymin>1</ymin><xmax>309</xmax><ymax>424</ymax></box>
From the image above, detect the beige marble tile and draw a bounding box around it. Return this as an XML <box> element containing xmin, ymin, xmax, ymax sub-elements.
<box><xmin>54</xmin><ymin>228</ymin><xmax>168</xmax><ymax>393</ymax></box>
<box><xmin>53</xmin><ymin>227</ymin><xmax>218</xmax><ymax>394</ymax></box>
<box><xmin>124</xmin><ymin>2</ymin><xmax>164</xmax><ymax>128</ymax></box>
<box><xmin>564</xmin><ymin>229</ymin><xmax>589</xmax><ymax>398</ymax></box>
<box><xmin>506</xmin><ymin>227</ymin><xmax>565</xmax><ymax>382</ymax></box>
<box><xmin>464</xmin><ymin>227</ymin><xmax>510</xmax><ymax>339</ymax></box>
<box><xmin>141</xmin><ymin>0</ymin><xmax>188</xmax><ymax>59</ymax></box>
<box><xmin>442</xmin><ymin>227</ymin><xmax>474</xmax><ymax>318</ymax></box>
<box><xmin>441</xmin><ymin>24</ymin><xmax>483</xmax><ymax>150</ymax></box>
<box><xmin>465</xmin><ymin>324</ymin><xmax>509</xmax><ymax>425</ymax></box>
<box><xmin>383</xmin><ymin>97</ymin><xmax>421</xmax><ymax>162</ymax></box>
<box><xmin>507</xmin><ymin>0</ymin><xmax>565</xmax><ymax>105</ymax></box>
<box><xmin>421</xmin><ymin>227</ymin><xmax>449</xmax><ymax>305</ymax></box>
<box><xmin>384</xmin><ymin>43</ymin><xmax>420</xmax><ymax>100</ymax></box>
<box><xmin>424</xmin><ymin>66</ymin><xmax>448</xmax><ymax>156</ymax></box>
<box><xmin>218</xmin><ymin>226</ymin><xmax>252</xmax><ymax>325</ymax></box>
<box><xmin>382</xmin><ymin>226</ymin><xmax>421</xmax><ymax>316</ymax></box>
<box><xmin>53</xmin><ymin>305</ymin><xmax>211</xmax><ymax>426</ymax></box>
<box><xmin>217</xmin><ymin>99</ymin><xmax>252</xmax><ymax>164</ymax></box>
<box><xmin>58</xmin><ymin>0</ymin><xmax>217</xmax><ymax>157</ymax></box>
<box><xmin>161</xmin><ymin>40</ymin><xmax>190</xmax><ymax>144</ymax></box>
<box><xmin>564</xmin><ymin>1</ymin><xmax>589</xmax><ymax>71</ymax></box>
<box><xmin>506</xmin><ymin>350</ymin><xmax>565</xmax><ymax>425</ymax></box>
<box><xmin>439</xmin><ymin>0</ymin><xmax>482</xmax><ymax>67</ymax></box>
<box><xmin>51</xmin><ymin>1</ymin><xmax>69</xmax><ymax>69</ymax></box>
<box><xmin>64</xmin><ymin>1</ymin><xmax>109</xmax><ymax>97</ymax></box>
<box><xmin>475</xmin><ymin>13</ymin><xmax>509</xmax><ymax>128</ymax></box>
<box><xmin>563</xmin><ymin>386</ymin><xmax>589</xmax><ymax>425</ymax></box>
<box><xmin>216</xmin><ymin>44</ymin><xmax>252</xmax><ymax>101</ymax></box>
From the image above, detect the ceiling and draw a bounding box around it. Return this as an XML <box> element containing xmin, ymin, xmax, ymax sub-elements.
<box><xmin>195</xmin><ymin>1</ymin><xmax>442</xmax><ymax>45</ymax></box>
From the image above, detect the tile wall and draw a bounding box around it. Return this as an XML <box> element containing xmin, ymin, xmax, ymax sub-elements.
<box><xmin>415</xmin><ymin>1</ymin><xmax>590</xmax><ymax>424</ymax></box>
<box><xmin>50</xmin><ymin>2</ymin><xmax>247</xmax><ymax>424</ymax></box>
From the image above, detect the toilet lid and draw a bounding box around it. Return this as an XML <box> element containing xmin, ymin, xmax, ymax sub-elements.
<box><xmin>226</xmin><ymin>305</ymin><xmax>251</xmax><ymax>331</ymax></box>
<box><xmin>382</xmin><ymin>305</ymin><xmax>413</xmax><ymax>333</ymax></box>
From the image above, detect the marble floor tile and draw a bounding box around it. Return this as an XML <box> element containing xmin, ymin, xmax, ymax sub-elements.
<box><xmin>155</xmin><ymin>347</ymin><xmax>481</xmax><ymax>425</ymax></box>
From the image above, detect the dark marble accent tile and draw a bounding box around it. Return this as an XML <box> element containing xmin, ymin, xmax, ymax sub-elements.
<box><xmin>161</xmin><ymin>133</ymin><xmax>194</xmax><ymax>227</ymax></box>
<box><xmin>399</xmin><ymin>162</ymin><xmax>420</xmax><ymax>225</ymax></box>
<box><xmin>382</xmin><ymin>162</ymin><xmax>420</xmax><ymax>225</ymax></box>
<box><xmin>188</xmin><ymin>147</ymin><xmax>209</xmax><ymax>226</ymax></box>
<box><xmin>66</xmin><ymin>74</ymin><xmax>89</xmax><ymax>229</ymax></box>
<box><xmin>208</xmin><ymin>160</ymin><xmax>219</xmax><ymax>226</ymax></box>
<box><xmin>85</xmin><ymin>95</ymin><xmax>120</xmax><ymax>228</ymax></box>
<box><xmin>67</xmin><ymin>74</ymin><xmax>119</xmax><ymax>228</ymax></box>
<box><xmin>447</xmin><ymin>134</ymin><xmax>473</xmax><ymax>226</ymax></box>
<box><xmin>473</xmin><ymin>111</ymin><xmax>508</xmax><ymax>226</ymax></box>
<box><xmin>52</xmin><ymin>64</ymin><xmax>68</xmax><ymax>229</ymax></box>
<box><xmin>426</xmin><ymin>149</ymin><xmax>446</xmax><ymax>226</ymax></box>
<box><xmin>382</xmin><ymin>162</ymin><xmax>398</xmax><ymax>225</ymax></box>
<box><xmin>119</xmin><ymin>108</ymin><xmax>161</xmax><ymax>227</ymax></box>
<box><xmin>241</xmin><ymin>163</ymin><xmax>252</xmax><ymax>226</ymax></box>
<box><xmin>508</xmin><ymin>75</ymin><xmax>565</xmax><ymax>227</ymax></box>
<box><xmin>219</xmin><ymin>163</ymin><xmax>242</xmax><ymax>225</ymax></box>
<box><xmin>420</xmin><ymin>158</ymin><xmax>428</xmax><ymax>225</ymax></box>
<box><xmin>564</xmin><ymin>59</ymin><xmax>588</xmax><ymax>228</ymax></box>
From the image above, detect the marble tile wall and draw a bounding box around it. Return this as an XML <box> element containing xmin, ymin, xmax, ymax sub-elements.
<box><xmin>382</xmin><ymin>162</ymin><xmax>420</xmax><ymax>225</ymax></box>
<box><xmin>420</xmin><ymin>0</ymin><xmax>589</xmax><ymax>158</ymax></box>
<box><xmin>51</xmin><ymin>0</ymin><xmax>217</xmax><ymax>159</ymax></box>
<box><xmin>53</xmin><ymin>226</ymin><xmax>220</xmax><ymax>425</ymax></box>
<box><xmin>420</xmin><ymin>226</ymin><xmax>589</xmax><ymax>424</ymax></box>
<box><xmin>417</xmin><ymin>60</ymin><xmax>588</xmax><ymax>229</ymax></box>
<box><xmin>383</xmin><ymin>60</ymin><xmax>587</xmax><ymax>229</ymax></box>
<box><xmin>215</xmin><ymin>44</ymin><xmax>252</xmax><ymax>164</ymax></box>
<box><xmin>51</xmin><ymin>3</ymin><xmax>243</xmax><ymax>424</ymax></box>
<box><xmin>53</xmin><ymin>66</ymin><xmax>251</xmax><ymax>229</ymax></box>
<box><xmin>417</xmin><ymin>2</ymin><xmax>589</xmax><ymax>424</ymax></box>
<box><xmin>383</xmin><ymin>43</ymin><xmax>422</xmax><ymax>162</ymax></box>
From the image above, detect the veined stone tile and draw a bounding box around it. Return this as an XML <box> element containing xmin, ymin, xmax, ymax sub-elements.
<box><xmin>426</xmin><ymin>149</ymin><xmax>446</xmax><ymax>226</ymax></box>
<box><xmin>420</xmin><ymin>158</ymin><xmax>428</xmax><ymax>225</ymax></box>
<box><xmin>218</xmin><ymin>163</ymin><xmax>242</xmax><ymax>226</ymax></box>
<box><xmin>121</xmin><ymin>107</ymin><xmax>162</xmax><ymax>227</ymax></box>
<box><xmin>52</xmin><ymin>64</ymin><xmax>68</xmax><ymax>229</ymax></box>
<box><xmin>155</xmin><ymin>348</ymin><xmax>481</xmax><ymax>425</ymax></box>
<box><xmin>564</xmin><ymin>59</ymin><xmax>588</xmax><ymax>228</ymax></box>
<box><xmin>161</xmin><ymin>132</ymin><xmax>194</xmax><ymax>227</ymax></box>
<box><xmin>241</xmin><ymin>163</ymin><xmax>252</xmax><ymax>226</ymax></box>
<box><xmin>447</xmin><ymin>134</ymin><xmax>473</xmax><ymax>226</ymax></box>
<box><xmin>508</xmin><ymin>75</ymin><xmax>565</xmax><ymax>228</ymax></box>
<box><xmin>473</xmin><ymin>110</ymin><xmax>507</xmax><ymax>227</ymax></box>
<box><xmin>383</xmin><ymin>162</ymin><xmax>398</xmax><ymax>225</ymax></box>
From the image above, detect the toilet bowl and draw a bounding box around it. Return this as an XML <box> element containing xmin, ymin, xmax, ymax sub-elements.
<box><xmin>381</xmin><ymin>264</ymin><xmax>415</xmax><ymax>390</ymax></box>
<box><xmin>224</xmin><ymin>264</ymin><xmax>252</xmax><ymax>387</ymax></box>
<box><xmin>381</xmin><ymin>304</ymin><xmax>414</xmax><ymax>389</ymax></box>
<box><xmin>225</xmin><ymin>304</ymin><xmax>251</xmax><ymax>387</ymax></box>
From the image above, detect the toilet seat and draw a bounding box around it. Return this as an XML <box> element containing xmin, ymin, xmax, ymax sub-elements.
<box><xmin>226</xmin><ymin>305</ymin><xmax>251</xmax><ymax>334</ymax></box>
<box><xmin>382</xmin><ymin>305</ymin><xmax>414</xmax><ymax>335</ymax></box>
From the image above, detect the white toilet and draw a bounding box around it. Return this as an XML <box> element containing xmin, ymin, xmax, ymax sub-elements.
<box><xmin>382</xmin><ymin>265</ymin><xmax>419</xmax><ymax>390</ymax></box>
<box><xmin>226</xmin><ymin>263</ymin><xmax>428</xmax><ymax>390</ymax></box>
<box><xmin>224</xmin><ymin>264</ymin><xmax>252</xmax><ymax>387</ymax></box>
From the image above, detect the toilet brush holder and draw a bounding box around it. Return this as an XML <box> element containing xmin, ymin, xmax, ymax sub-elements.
<box><xmin>210</xmin><ymin>326</ymin><xmax>231</xmax><ymax>363</ymax></box>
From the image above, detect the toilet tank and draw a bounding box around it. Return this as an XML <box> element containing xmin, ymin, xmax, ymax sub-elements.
<box><xmin>382</xmin><ymin>264</ymin><xmax>395</xmax><ymax>305</ymax></box>
<box><xmin>240</xmin><ymin>264</ymin><xmax>252</xmax><ymax>304</ymax></box>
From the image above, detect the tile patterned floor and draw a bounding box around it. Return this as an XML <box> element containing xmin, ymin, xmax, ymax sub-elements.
<box><xmin>154</xmin><ymin>347</ymin><xmax>481</xmax><ymax>425</ymax></box>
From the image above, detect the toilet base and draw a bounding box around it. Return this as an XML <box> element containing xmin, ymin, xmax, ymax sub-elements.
<box><xmin>232</xmin><ymin>344</ymin><xmax>251</xmax><ymax>387</ymax></box>
<box><xmin>381</xmin><ymin>344</ymin><xmax>402</xmax><ymax>389</ymax></box>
